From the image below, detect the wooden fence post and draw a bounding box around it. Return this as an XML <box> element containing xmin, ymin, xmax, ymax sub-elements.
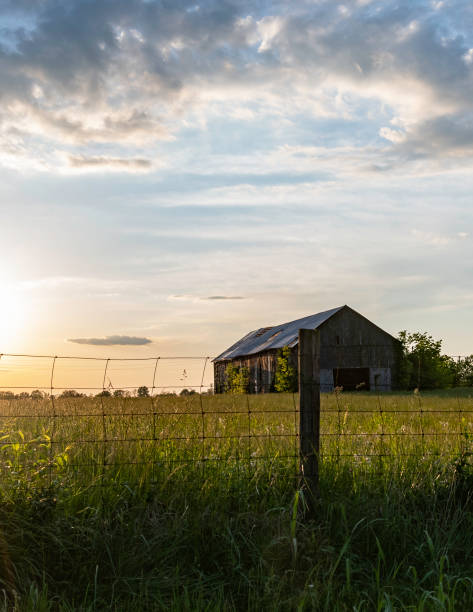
<box><xmin>298</xmin><ymin>328</ymin><xmax>320</xmax><ymax>511</ymax></box>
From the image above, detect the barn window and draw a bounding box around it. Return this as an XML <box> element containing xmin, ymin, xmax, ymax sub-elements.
<box><xmin>336</xmin><ymin>335</ymin><xmax>340</xmax><ymax>345</ymax></box>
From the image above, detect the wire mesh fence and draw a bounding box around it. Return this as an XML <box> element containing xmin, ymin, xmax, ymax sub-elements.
<box><xmin>319</xmin><ymin>388</ymin><xmax>473</xmax><ymax>466</ymax></box>
<box><xmin>0</xmin><ymin>353</ymin><xmax>300</xmax><ymax>493</ymax></box>
<box><xmin>0</xmin><ymin>349</ymin><xmax>472</xmax><ymax>497</ymax></box>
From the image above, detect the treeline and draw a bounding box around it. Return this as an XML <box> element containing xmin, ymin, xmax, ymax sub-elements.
<box><xmin>0</xmin><ymin>386</ymin><xmax>212</xmax><ymax>400</ymax></box>
<box><xmin>398</xmin><ymin>331</ymin><xmax>473</xmax><ymax>389</ymax></box>
<box><xmin>0</xmin><ymin>389</ymin><xmax>140</xmax><ymax>400</ymax></box>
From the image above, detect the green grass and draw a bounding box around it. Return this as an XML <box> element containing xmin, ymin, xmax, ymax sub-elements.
<box><xmin>0</xmin><ymin>390</ymin><xmax>473</xmax><ymax>610</ymax></box>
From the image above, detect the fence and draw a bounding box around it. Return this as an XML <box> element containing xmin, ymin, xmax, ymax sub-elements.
<box><xmin>0</xmin><ymin>341</ymin><xmax>472</xmax><ymax>504</ymax></box>
<box><xmin>0</xmin><ymin>352</ymin><xmax>300</xmax><ymax>495</ymax></box>
<box><xmin>305</xmin><ymin>332</ymin><xmax>473</xmax><ymax>508</ymax></box>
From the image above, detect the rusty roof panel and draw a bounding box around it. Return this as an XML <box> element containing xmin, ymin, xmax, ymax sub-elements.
<box><xmin>214</xmin><ymin>306</ymin><xmax>344</xmax><ymax>361</ymax></box>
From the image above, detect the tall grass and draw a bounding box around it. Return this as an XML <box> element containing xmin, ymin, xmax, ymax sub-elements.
<box><xmin>0</xmin><ymin>390</ymin><xmax>472</xmax><ymax>610</ymax></box>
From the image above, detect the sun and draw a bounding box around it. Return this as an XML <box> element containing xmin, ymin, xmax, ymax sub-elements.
<box><xmin>0</xmin><ymin>285</ymin><xmax>26</xmax><ymax>349</ymax></box>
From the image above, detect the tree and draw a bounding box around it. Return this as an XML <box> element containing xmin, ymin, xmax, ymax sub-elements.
<box><xmin>30</xmin><ymin>390</ymin><xmax>45</xmax><ymax>400</ymax></box>
<box><xmin>397</xmin><ymin>331</ymin><xmax>456</xmax><ymax>389</ymax></box>
<box><xmin>59</xmin><ymin>389</ymin><xmax>84</xmax><ymax>398</ymax></box>
<box><xmin>274</xmin><ymin>346</ymin><xmax>298</xmax><ymax>392</ymax></box>
<box><xmin>95</xmin><ymin>390</ymin><xmax>111</xmax><ymax>398</ymax></box>
<box><xmin>137</xmin><ymin>386</ymin><xmax>150</xmax><ymax>397</ymax></box>
<box><xmin>225</xmin><ymin>363</ymin><xmax>249</xmax><ymax>394</ymax></box>
<box><xmin>451</xmin><ymin>356</ymin><xmax>473</xmax><ymax>387</ymax></box>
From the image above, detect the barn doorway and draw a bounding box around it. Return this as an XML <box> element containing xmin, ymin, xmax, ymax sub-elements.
<box><xmin>333</xmin><ymin>367</ymin><xmax>370</xmax><ymax>391</ymax></box>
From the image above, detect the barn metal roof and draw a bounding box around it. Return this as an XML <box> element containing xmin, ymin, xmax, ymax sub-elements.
<box><xmin>214</xmin><ymin>306</ymin><xmax>345</xmax><ymax>362</ymax></box>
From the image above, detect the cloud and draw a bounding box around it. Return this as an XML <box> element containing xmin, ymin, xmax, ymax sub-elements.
<box><xmin>202</xmin><ymin>295</ymin><xmax>246</xmax><ymax>300</ymax></box>
<box><xmin>168</xmin><ymin>294</ymin><xmax>246</xmax><ymax>302</ymax></box>
<box><xmin>168</xmin><ymin>294</ymin><xmax>196</xmax><ymax>301</ymax></box>
<box><xmin>0</xmin><ymin>0</ymin><xmax>472</xmax><ymax>170</ymax></box>
<box><xmin>68</xmin><ymin>335</ymin><xmax>152</xmax><ymax>346</ymax></box>
<box><xmin>410</xmin><ymin>229</ymin><xmax>450</xmax><ymax>247</ymax></box>
<box><xmin>389</xmin><ymin>114</ymin><xmax>473</xmax><ymax>162</ymax></box>
<box><xmin>68</xmin><ymin>155</ymin><xmax>152</xmax><ymax>171</ymax></box>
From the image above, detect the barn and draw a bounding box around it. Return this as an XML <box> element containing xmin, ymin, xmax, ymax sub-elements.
<box><xmin>213</xmin><ymin>305</ymin><xmax>400</xmax><ymax>393</ymax></box>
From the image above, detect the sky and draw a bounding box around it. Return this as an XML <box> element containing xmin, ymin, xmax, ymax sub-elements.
<box><xmin>0</xmin><ymin>0</ymin><xmax>472</xmax><ymax>389</ymax></box>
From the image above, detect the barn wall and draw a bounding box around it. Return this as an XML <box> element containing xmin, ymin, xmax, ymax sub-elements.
<box><xmin>246</xmin><ymin>352</ymin><xmax>279</xmax><ymax>393</ymax></box>
<box><xmin>318</xmin><ymin>308</ymin><xmax>399</xmax><ymax>390</ymax></box>
<box><xmin>214</xmin><ymin>361</ymin><xmax>228</xmax><ymax>393</ymax></box>
<box><xmin>320</xmin><ymin>368</ymin><xmax>334</xmax><ymax>392</ymax></box>
<box><xmin>369</xmin><ymin>367</ymin><xmax>391</xmax><ymax>391</ymax></box>
<box><xmin>318</xmin><ymin>308</ymin><xmax>399</xmax><ymax>378</ymax></box>
<box><xmin>214</xmin><ymin>352</ymin><xmax>279</xmax><ymax>393</ymax></box>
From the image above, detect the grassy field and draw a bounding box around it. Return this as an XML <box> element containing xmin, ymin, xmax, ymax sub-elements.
<box><xmin>0</xmin><ymin>389</ymin><xmax>473</xmax><ymax>610</ymax></box>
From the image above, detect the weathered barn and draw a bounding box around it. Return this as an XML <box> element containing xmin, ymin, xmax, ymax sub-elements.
<box><xmin>213</xmin><ymin>305</ymin><xmax>400</xmax><ymax>393</ymax></box>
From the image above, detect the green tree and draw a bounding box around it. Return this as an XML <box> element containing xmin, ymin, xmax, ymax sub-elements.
<box><xmin>137</xmin><ymin>386</ymin><xmax>150</xmax><ymax>397</ymax></box>
<box><xmin>95</xmin><ymin>390</ymin><xmax>111</xmax><ymax>398</ymax></box>
<box><xmin>30</xmin><ymin>390</ymin><xmax>45</xmax><ymax>400</ymax></box>
<box><xmin>225</xmin><ymin>363</ymin><xmax>249</xmax><ymax>394</ymax></box>
<box><xmin>397</xmin><ymin>331</ymin><xmax>456</xmax><ymax>389</ymax></box>
<box><xmin>451</xmin><ymin>355</ymin><xmax>473</xmax><ymax>387</ymax></box>
<box><xmin>274</xmin><ymin>346</ymin><xmax>298</xmax><ymax>392</ymax></box>
<box><xmin>59</xmin><ymin>389</ymin><xmax>84</xmax><ymax>398</ymax></box>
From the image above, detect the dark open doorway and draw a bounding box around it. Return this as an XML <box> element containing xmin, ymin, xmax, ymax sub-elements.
<box><xmin>333</xmin><ymin>367</ymin><xmax>370</xmax><ymax>391</ymax></box>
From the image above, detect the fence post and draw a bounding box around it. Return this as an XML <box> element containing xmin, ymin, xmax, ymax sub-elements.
<box><xmin>298</xmin><ymin>328</ymin><xmax>320</xmax><ymax>512</ymax></box>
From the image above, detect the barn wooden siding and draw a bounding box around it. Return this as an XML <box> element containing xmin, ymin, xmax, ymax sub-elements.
<box><xmin>214</xmin><ymin>350</ymin><xmax>288</xmax><ymax>394</ymax></box>
<box><xmin>318</xmin><ymin>307</ymin><xmax>399</xmax><ymax>391</ymax></box>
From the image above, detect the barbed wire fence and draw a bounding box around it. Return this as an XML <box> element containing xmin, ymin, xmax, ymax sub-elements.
<box><xmin>0</xmin><ymin>343</ymin><xmax>472</xmax><ymax>501</ymax></box>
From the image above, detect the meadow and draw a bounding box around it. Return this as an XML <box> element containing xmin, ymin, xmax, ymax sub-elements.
<box><xmin>1</xmin><ymin>389</ymin><xmax>473</xmax><ymax>610</ymax></box>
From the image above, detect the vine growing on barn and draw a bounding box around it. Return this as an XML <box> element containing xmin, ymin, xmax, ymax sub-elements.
<box><xmin>274</xmin><ymin>346</ymin><xmax>298</xmax><ymax>392</ymax></box>
<box><xmin>225</xmin><ymin>363</ymin><xmax>249</xmax><ymax>394</ymax></box>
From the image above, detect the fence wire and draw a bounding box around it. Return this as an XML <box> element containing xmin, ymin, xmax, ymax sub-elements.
<box><xmin>0</xmin><ymin>351</ymin><xmax>472</xmax><ymax>494</ymax></box>
<box><xmin>320</xmin><ymin>387</ymin><xmax>473</xmax><ymax>479</ymax></box>
<box><xmin>0</xmin><ymin>353</ymin><xmax>300</xmax><ymax>492</ymax></box>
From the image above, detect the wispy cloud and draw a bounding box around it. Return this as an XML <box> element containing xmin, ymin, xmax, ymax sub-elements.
<box><xmin>203</xmin><ymin>296</ymin><xmax>246</xmax><ymax>300</ymax></box>
<box><xmin>68</xmin><ymin>155</ymin><xmax>152</xmax><ymax>171</ymax></box>
<box><xmin>168</xmin><ymin>295</ymin><xmax>247</xmax><ymax>302</ymax></box>
<box><xmin>410</xmin><ymin>229</ymin><xmax>451</xmax><ymax>247</ymax></box>
<box><xmin>68</xmin><ymin>335</ymin><xmax>152</xmax><ymax>346</ymax></box>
